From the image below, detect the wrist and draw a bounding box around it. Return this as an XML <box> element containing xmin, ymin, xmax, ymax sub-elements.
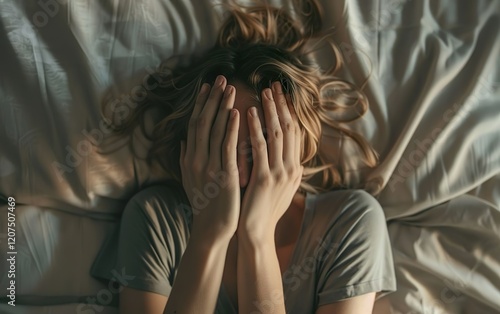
<box><xmin>189</xmin><ymin>228</ymin><xmax>233</xmax><ymax>251</ymax></box>
<box><xmin>237</xmin><ymin>215</ymin><xmax>277</xmax><ymax>243</ymax></box>
<box><xmin>237</xmin><ymin>227</ymin><xmax>275</xmax><ymax>248</ymax></box>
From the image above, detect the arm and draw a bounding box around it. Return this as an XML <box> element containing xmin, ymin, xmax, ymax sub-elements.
<box><xmin>237</xmin><ymin>233</ymin><xmax>285</xmax><ymax>313</ymax></box>
<box><xmin>237</xmin><ymin>82</ymin><xmax>302</xmax><ymax>313</ymax></box>
<box><xmin>120</xmin><ymin>76</ymin><xmax>241</xmax><ymax>314</ymax></box>
<box><xmin>163</xmin><ymin>233</ymin><xmax>232</xmax><ymax>313</ymax></box>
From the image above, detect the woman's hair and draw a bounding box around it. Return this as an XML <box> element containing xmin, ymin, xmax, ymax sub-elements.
<box><xmin>100</xmin><ymin>0</ymin><xmax>378</xmax><ymax>194</ymax></box>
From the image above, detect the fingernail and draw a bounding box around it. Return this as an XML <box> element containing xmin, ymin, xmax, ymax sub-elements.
<box><xmin>216</xmin><ymin>75</ymin><xmax>225</xmax><ymax>86</ymax></box>
<box><xmin>225</xmin><ymin>85</ymin><xmax>234</xmax><ymax>97</ymax></box>
<box><xmin>200</xmin><ymin>83</ymin><xmax>209</xmax><ymax>94</ymax></box>
<box><xmin>264</xmin><ymin>89</ymin><xmax>273</xmax><ymax>100</ymax></box>
<box><xmin>250</xmin><ymin>107</ymin><xmax>257</xmax><ymax>117</ymax></box>
<box><xmin>272</xmin><ymin>82</ymin><xmax>282</xmax><ymax>94</ymax></box>
<box><xmin>231</xmin><ymin>109</ymin><xmax>238</xmax><ymax>118</ymax></box>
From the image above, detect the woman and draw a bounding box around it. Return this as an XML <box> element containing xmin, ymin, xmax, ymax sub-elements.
<box><xmin>91</xmin><ymin>1</ymin><xmax>396</xmax><ymax>313</ymax></box>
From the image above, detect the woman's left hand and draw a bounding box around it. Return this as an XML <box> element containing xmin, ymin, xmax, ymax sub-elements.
<box><xmin>238</xmin><ymin>81</ymin><xmax>303</xmax><ymax>243</ymax></box>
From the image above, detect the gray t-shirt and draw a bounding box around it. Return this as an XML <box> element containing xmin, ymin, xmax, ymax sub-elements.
<box><xmin>91</xmin><ymin>183</ymin><xmax>396</xmax><ymax>313</ymax></box>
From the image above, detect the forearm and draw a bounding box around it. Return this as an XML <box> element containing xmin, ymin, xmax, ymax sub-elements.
<box><xmin>164</xmin><ymin>232</ymin><xmax>231</xmax><ymax>314</ymax></box>
<box><xmin>237</xmin><ymin>233</ymin><xmax>286</xmax><ymax>314</ymax></box>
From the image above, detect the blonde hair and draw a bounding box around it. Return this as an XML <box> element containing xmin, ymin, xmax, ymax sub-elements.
<box><xmin>100</xmin><ymin>0</ymin><xmax>378</xmax><ymax>194</ymax></box>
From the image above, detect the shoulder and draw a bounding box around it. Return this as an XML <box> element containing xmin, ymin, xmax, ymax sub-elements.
<box><xmin>299</xmin><ymin>190</ymin><xmax>396</xmax><ymax>304</ymax></box>
<box><xmin>123</xmin><ymin>182</ymin><xmax>191</xmax><ymax>226</ymax></box>
<box><xmin>308</xmin><ymin>189</ymin><xmax>386</xmax><ymax>233</ymax></box>
<box><xmin>314</xmin><ymin>189</ymin><xmax>383</xmax><ymax>214</ymax></box>
<box><xmin>113</xmin><ymin>183</ymin><xmax>192</xmax><ymax>297</ymax></box>
<box><xmin>127</xmin><ymin>182</ymin><xmax>187</xmax><ymax>207</ymax></box>
<box><xmin>314</xmin><ymin>189</ymin><xmax>381</xmax><ymax>209</ymax></box>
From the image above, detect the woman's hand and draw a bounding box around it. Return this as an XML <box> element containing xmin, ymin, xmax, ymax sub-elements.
<box><xmin>180</xmin><ymin>75</ymin><xmax>241</xmax><ymax>242</ymax></box>
<box><xmin>238</xmin><ymin>81</ymin><xmax>303</xmax><ymax>243</ymax></box>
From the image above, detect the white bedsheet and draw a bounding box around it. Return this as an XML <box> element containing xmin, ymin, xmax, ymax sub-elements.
<box><xmin>0</xmin><ymin>0</ymin><xmax>499</xmax><ymax>313</ymax></box>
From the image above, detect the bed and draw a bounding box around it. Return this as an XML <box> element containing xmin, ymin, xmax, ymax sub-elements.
<box><xmin>0</xmin><ymin>0</ymin><xmax>499</xmax><ymax>313</ymax></box>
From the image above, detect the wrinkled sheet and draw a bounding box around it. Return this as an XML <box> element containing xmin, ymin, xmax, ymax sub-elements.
<box><xmin>0</xmin><ymin>0</ymin><xmax>499</xmax><ymax>313</ymax></box>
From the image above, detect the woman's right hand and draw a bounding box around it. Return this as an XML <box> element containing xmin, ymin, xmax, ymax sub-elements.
<box><xmin>180</xmin><ymin>75</ymin><xmax>241</xmax><ymax>242</ymax></box>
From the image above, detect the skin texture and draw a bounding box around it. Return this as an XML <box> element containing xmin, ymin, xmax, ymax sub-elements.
<box><xmin>119</xmin><ymin>76</ymin><xmax>376</xmax><ymax>314</ymax></box>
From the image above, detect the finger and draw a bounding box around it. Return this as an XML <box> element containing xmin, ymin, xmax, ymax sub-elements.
<box><xmin>187</xmin><ymin>83</ymin><xmax>210</xmax><ymax>157</ymax></box>
<box><xmin>287</xmin><ymin>94</ymin><xmax>301</xmax><ymax>166</ymax></box>
<box><xmin>262</xmin><ymin>87</ymin><xmax>283</xmax><ymax>168</ymax></box>
<box><xmin>196</xmin><ymin>75</ymin><xmax>227</xmax><ymax>156</ymax></box>
<box><xmin>192</xmin><ymin>83</ymin><xmax>210</xmax><ymax>118</ymax></box>
<box><xmin>222</xmin><ymin>109</ymin><xmax>240</xmax><ymax>175</ymax></box>
<box><xmin>247</xmin><ymin>106</ymin><xmax>270</xmax><ymax>176</ymax></box>
<box><xmin>209</xmin><ymin>85</ymin><xmax>235</xmax><ymax>168</ymax></box>
<box><xmin>272</xmin><ymin>81</ymin><xmax>295</xmax><ymax>166</ymax></box>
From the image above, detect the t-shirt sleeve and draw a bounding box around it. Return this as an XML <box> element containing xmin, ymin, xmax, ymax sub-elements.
<box><xmin>115</xmin><ymin>185</ymin><xmax>192</xmax><ymax>297</ymax></box>
<box><xmin>315</xmin><ymin>190</ymin><xmax>397</xmax><ymax>306</ymax></box>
